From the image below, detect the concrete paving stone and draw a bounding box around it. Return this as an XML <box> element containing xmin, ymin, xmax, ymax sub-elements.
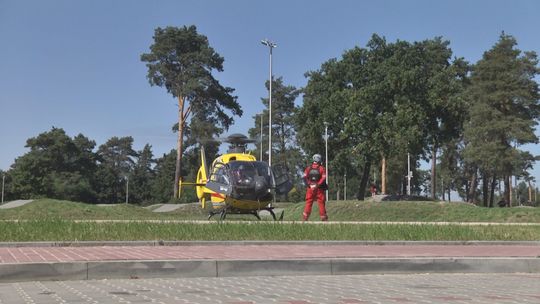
<box><xmin>0</xmin><ymin>273</ymin><xmax>534</xmax><ymax>304</ymax></box>
<box><xmin>87</xmin><ymin>260</ymin><xmax>217</xmax><ymax>280</ymax></box>
<box><xmin>331</xmin><ymin>257</ymin><xmax>540</xmax><ymax>275</ymax></box>
<box><xmin>0</xmin><ymin>262</ymin><xmax>87</xmax><ymax>283</ymax></box>
<box><xmin>217</xmin><ymin>259</ymin><xmax>332</xmax><ymax>277</ymax></box>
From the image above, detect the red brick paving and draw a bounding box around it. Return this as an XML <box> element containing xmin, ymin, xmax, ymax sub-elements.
<box><xmin>0</xmin><ymin>244</ymin><xmax>539</xmax><ymax>264</ymax></box>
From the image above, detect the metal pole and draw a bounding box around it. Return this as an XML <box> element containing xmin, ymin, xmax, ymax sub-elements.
<box><xmin>344</xmin><ymin>173</ymin><xmax>347</xmax><ymax>201</ymax></box>
<box><xmin>261</xmin><ymin>39</ymin><xmax>276</xmax><ymax>167</ymax></box>
<box><xmin>1</xmin><ymin>174</ymin><xmax>5</xmax><ymax>204</ymax></box>
<box><xmin>125</xmin><ymin>176</ymin><xmax>129</xmax><ymax>204</ymax></box>
<box><xmin>260</xmin><ymin>113</ymin><xmax>263</xmax><ymax>161</ymax></box>
<box><xmin>407</xmin><ymin>152</ymin><xmax>411</xmax><ymax>196</ymax></box>
<box><xmin>325</xmin><ymin>122</ymin><xmax>329</xmax><ymax>202</ymax></box>
<box><xmin>268</xmin><ymin>46</ymin><xmax>273</xmax><ymax>168</ymax></box>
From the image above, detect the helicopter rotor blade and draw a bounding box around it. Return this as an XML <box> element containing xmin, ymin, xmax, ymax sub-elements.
<box><xmin>197</xmin><ymin>134</ymin><xmax>257</xmax><ymax>145</ymax></box>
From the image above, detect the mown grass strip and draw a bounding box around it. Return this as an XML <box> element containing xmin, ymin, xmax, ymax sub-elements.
<box><xmin>1</xmin><ymin>220</ymin><xmax>539</xmax><ymax>242</ymax></box>
<box><xmin>2</xmin><ymin>199</ymin><xmax>540</xmax><ymax>223</ymax></box>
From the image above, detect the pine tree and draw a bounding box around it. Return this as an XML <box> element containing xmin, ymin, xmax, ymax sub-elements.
<box><xmin>463</xmin><ymin>33</ymin><xmax>540</xmax><ymax>206</ymax></box>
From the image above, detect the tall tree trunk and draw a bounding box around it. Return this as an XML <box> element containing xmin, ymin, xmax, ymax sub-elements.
<box><xmin>441</xmin><ymin>177</ymin><xmax>445</xmax><ymax>201</ymax></box>
<box><xmin>468</xmin><ymin>169</ymin><xmax>477</xmax><ymax>204</ymax></box>
<box><xmin>401</xmin><ymin>172</ymin><xmax>407</xmax><ymax>195</ymax></box>
<box><xmin>279</xmin><ymin>120</ymin><xmax>286</xmax><ymax>158</ymax></box>
<box><xmin>174</xmin><ymin>96</ymin><xmax>186</xmax><ymax>199</ymax></box>
<box><xmin>441</xmin><ymin>190</ymin><xmax>445</xmax><ymax>201</ymax></box>
<box><xmin>357</xmin><ymin>160</ymin><xmax>371</xmax><ymax>200</ymax></box>
<box><xmin>381</xmin><ymin>157</ymin><xmax>386</xmax><ymax>195</ymax></box>
<box><xmin>465</xmin><ymin>177</ymin><xmax>470</xmax><ymax>202</ymax></box>
<box><xmin>504</xmin><ymin>175</ymin><xmax>511</xmax><ymax>206</ymax></box>
<box><xmin>528</xmin><ymin>180</ymin><xmax>533</xmax><ymax>203</ymax></box>
<box><xmin>482</xmin><ymin>171</ymin><xmax>489</xmax><ymax>207</ymax></box>
<box><xmin>279</xmin><ymin>122</ymin><xmax>289</xmax><ymax>202</ymax></box>
<box><xmin>431</xmin><ymin>144</ymin><xmax>437</xmax><ymax>200</ymax></box>
<box><xmin>489</xmin><ymin>175</ymin><xmax>496</xmax><ymax>207</ymax></box>
<box><xmin>447</xmin><ymin>188</ymin><xmax>451</xmax><ymax>202</ymax></box>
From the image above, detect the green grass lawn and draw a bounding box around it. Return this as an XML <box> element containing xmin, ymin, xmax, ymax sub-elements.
<box><xmin>1</xmin><ymin>199</ymin><xmax>539</xmax><ymax>242</ymax></box>
<box><xmin>0</xmin><ymin>199</ymin><xmax>206</xmax><ymax>220</ymax></box>
<box><xmin>2</xmin><ymin>199</ymin><xmax>540</xmax><ymax>222</ymax></box>
<box><xmin>283</xmin><ymin>201</ymin><xmax>540</xmax><ymax>223</ymax></box>
<box><xmin>0</xmin><ymin>221</ymin><xmax>539</xmax><ymax>242</ymax></box>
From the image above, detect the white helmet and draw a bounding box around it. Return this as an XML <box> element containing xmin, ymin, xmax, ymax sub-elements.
<box><xmin>312</xmin><ymin>154</ymin><xmax>322</xmax><ymax>163</ymax></box>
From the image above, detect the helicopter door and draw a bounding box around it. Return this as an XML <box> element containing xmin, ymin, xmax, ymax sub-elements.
<box><xmin>206</xmin><ymin>162</ymin><xmax>233</xmax><ymax>195</ymax></box>
<box><xmin>272</xmin><ymin>164</ymin><xmax>293</xmax><ymax>195</ymax></box>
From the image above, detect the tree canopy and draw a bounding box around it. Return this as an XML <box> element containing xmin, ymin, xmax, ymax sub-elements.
<box><xmin>463</xmin><ymin>33</ymin><xmax>539</xmax><ymax>206</ymax></box>
<box><xmin>141</xmin><ymin>25</ymin><xmax>242</xmax><ymax>198</ymax></box>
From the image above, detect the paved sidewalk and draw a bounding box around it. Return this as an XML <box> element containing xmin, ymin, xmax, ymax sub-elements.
<box><xmin>1</xmin><ymin>242</ymin><xmax>539</xmax><ymax>283</ymax></box>
<box><xmin>2</xmin><ymin>243</ymin><xmax>540</xmax><ymax>263</ymax></box>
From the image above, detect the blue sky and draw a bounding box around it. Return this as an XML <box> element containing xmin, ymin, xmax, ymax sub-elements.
<box><xmin>1</xmin><ymin>0</ymin><xmax>539</xmax><ymax>183</ymax></box>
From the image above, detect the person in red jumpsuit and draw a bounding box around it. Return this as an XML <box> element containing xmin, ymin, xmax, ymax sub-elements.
<box><xmin>303</xmin><ymin>154</ymin><xmax>328</xmax><ymax>221</ymax></box>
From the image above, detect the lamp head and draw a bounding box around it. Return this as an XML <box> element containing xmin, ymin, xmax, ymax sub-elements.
<box><xmin>261</xmin><ymin>39</ymin><xmax>277</xmax><ymax>48</ymax></box>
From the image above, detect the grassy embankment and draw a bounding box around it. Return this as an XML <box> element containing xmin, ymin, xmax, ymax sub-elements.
<box><xmin>0</xmin><ymin>199</ymin><xmax>539</xmax><ymax>241</ymax></box>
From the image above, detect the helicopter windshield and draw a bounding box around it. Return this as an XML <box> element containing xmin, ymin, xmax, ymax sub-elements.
<box><xmin>228</xmin><ymin>161</ymin><xmax>270</xmax><ymax>183</ymax></box>
<box><xmin>228</xmin><ymin>161</ymin><xmax>273</xmax><ymax>201</ymax></box>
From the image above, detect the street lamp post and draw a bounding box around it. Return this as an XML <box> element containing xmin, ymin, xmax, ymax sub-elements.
<box><xmin>1</xmin><ymin>174</ymin><xmax>5</xmax><ymax>204</ymax></box>
<box><xmin>261</xmin><ymin>39</ymin><xmax>276</xmax><ymax>167</ymax></box>
<box><xmin>260</xmin><ymin>113</ymin><xmax>263</xmax><ymax>161</ymax></box>
<box><xmin>407</xmin><ymin>152</ymin><xmax>412</xmax><ymax>196</ymax></box>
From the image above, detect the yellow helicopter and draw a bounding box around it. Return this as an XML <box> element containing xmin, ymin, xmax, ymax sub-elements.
<box><xmin>180</xmin><ymin>133</ymin><xmax>293</xmax><ymax>220</ymax></box>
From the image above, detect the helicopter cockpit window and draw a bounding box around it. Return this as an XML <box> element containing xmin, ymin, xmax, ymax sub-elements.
<box><xmin>252</xmin><ymin>161</ymin><xmax>273</xmax><ymax>183</ymax></box>
<box><xmin>228</xmin><ymin>161</ymin><xmax>256</xmax><ymax>186</ymax></box>
<box><xmin>210</xmin><ymin>162</ymin><xmax>229</xmax><ymax>185</ymax></box>
<box><xmin>227</xmin><ymin>161</ymin><xmax>273</xmax><ymax>201</ymax></box>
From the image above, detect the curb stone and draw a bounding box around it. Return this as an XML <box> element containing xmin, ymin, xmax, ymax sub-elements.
<box><xmin>1</xmin><ymin>240</ymin><xmax>540</xmax><ymax>247</ymax></box>
<box><xmin>1</xmin><ymin>257</ymin><xmax>540</xmax><ymax>283</ymax></box>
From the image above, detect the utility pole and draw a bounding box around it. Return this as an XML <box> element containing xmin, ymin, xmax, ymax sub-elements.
<box><xmin>406</xmin><ymin>153</ymin><xmax>412</xmax><ymax>196</ymax></box>
<box><xmin>1</xmin><ymin>174</ymin><xmax>5</xmax><ymax>204</ymax></box>
<box><xmin>381</xmin><ymin>158</ymin><xmax>386</xmax><ymax>194</ymax></box>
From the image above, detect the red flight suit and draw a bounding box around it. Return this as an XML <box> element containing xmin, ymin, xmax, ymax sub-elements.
<box><xmin>303</xmin><ymin>162</ymin><xmax>328</xmax><ymax>221</ymax></box>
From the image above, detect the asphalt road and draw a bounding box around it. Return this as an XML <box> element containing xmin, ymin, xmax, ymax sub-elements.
<box><xmin>1</xmin><ymin>273</ymin><xmax>539</xmax><ymax>304</ymax></box>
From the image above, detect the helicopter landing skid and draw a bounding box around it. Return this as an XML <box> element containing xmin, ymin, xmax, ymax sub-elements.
<box><xmin>207</xmin><ymin>206</ymin><xmax>284</xmax><ymax>221</ymax></box>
